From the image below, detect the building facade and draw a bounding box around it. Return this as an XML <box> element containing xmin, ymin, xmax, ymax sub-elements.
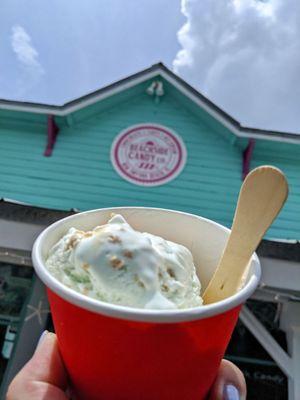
<box><xmin>0</xmin><ymin>64</ymin><xmax>299</xmax><ymax>399</ymax></box>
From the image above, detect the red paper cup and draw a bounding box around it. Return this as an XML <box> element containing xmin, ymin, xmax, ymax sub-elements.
<box><xmin>32</xmin><ymin>207</ymin><xmax>261</xmax><ymax>400</ymax></box>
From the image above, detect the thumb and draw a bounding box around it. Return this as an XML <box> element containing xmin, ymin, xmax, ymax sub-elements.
<box><xmin>208</xmin><ymin>359</ymin><xmax>246</xmax><ymax>400</ymax></box>
<box><xmin>7</xmin><ymin>331</ymin><xmax>69</xmax><ymax>400</ymax></box>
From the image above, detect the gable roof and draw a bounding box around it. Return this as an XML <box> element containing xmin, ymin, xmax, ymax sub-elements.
<box><xmin>0</xmin><ymin>63</ymin><xmax>299</xmax><ymax>144</ymax></box>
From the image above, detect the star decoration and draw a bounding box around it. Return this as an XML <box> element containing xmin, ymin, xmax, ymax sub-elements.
<box><xmin>25</xmin><ymin>300</ymin><xmax>50</xmax><ymax>326</ymax></box>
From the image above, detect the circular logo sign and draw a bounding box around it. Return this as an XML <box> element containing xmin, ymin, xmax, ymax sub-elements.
<box><xmin>111</xmin><ymin>124</ymin><xmax>187</xmax><ymax>186</ymax></box>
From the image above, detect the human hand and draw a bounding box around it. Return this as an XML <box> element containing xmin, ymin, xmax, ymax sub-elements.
<box><xmin>7</xmin><ymin>332</ymin><xmax>69</xmax><ymax>400</ymax></box>
<box><xmin>7</xmin><ymin>331</ymin><xmax>246</xmax><ymax>400</ymax></box>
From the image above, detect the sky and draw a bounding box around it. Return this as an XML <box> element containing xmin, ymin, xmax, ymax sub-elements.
<box><xmin>0</xmin><ymin>0</ymin><xmax>184</xmax><ymax>105</ymax></box>
<box><xmin>0</xmin><ymin>0</ymin><xmax>299</xmax><ymax>133</ymax></box>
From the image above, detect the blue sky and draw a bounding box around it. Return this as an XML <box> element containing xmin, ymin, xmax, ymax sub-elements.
<box><xmin>0</xmin><ymin>0</ymin><xmax>184</xmax><ymax>105</ymax></box>
<box><xmin>1</xmin><ymin>0</ymin><xmax>299</xmax><ymax>133</ymax></box>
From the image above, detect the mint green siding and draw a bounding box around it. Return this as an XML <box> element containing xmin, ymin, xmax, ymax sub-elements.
<box><xmin>0</xmin><ymin>91</ymin><xmax>240</xmax><ymax>223</ymax></box>
<box><xmin>0</xmin><ymin>77</ymin><xmax>299</xmax><ymax>240</ymax></box>
<box><xmin>251</xmin><ymin>140</ymin><xmax>300</xmax><ymax>239</ymax></box>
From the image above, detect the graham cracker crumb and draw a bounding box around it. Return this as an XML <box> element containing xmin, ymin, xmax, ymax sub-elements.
<box><xmin>123</xmin><ymin>250</ymin><xmax>133</xmax><ymax>258</ymax></box>
<box><xmin>167</xmin><ymin>268</ymin><xmax>175</xmax><ymax>278</ymax></box>
<box><xmin>66</xmin><ymin>236</ymin><xmax>79</xmax><ymax>250</ymax></box>
<box><xmin>162</xmin><ymin>284</ymin><xmax>169</xmax><ymax>292</ymax></box>
<box><xmin>110</xmin><ymin>256</ymin><xmax>124</xmax><ymax>269</ymax></box>
<box><xmin>84</xmin><ymin>231</ymin><xmax>93</xmax><ymax>238</ymax></box>
<box><xmin>108</xmin><ymin>235</ymin><xmax>122</xmax><ymax>244</ymax></box>
<box><xmin>82</xmin><ymin>263</ymin><xmax>89</xmax><ymax>271</ymax></box>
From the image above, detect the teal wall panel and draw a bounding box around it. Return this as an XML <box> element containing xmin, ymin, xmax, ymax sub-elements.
<box><xmin>251</xmin><ymin>140</ymin><xmax>300</xmax><ymax>240</ymax></box>
<box><xmin>0</xmin><ymin>92</ymin><xmax>242</xmax><ymax>230</ymax></box>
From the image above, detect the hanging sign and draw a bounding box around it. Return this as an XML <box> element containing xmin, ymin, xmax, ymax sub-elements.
<box><xmin>111</xmin><ymin>124</ymin><xmax>187</xmax><ymax>186</ymax></box>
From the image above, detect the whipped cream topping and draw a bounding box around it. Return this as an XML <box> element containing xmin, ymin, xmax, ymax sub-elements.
<box><xmin>46</xmin><ymin>214</ymin><xmax>202</xmax><ymax>309</ymax></box>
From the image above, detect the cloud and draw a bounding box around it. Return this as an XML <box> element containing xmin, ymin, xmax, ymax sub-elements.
<box><xmin>173</xmin><ymin>0</ymin><xmax>300</xmax><ymax>133</ymax></box>
<box><xmin>11</xmin><ymin>25</ymin><xmax>45</xmax><ymax>96</ymax></box>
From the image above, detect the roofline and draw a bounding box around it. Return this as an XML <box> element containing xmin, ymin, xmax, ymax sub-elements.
<box><xmin>1</xmin><ymin>62</ymin><xmax>299</xmax><ymax>144</ymax></box>
<box><xmin>157</xmin><ymin>65</ymin><xmax>300</xmax><ymax>144</ymax></box>
<box><xmin>0</xmin><ymin>198</ymin><xmax>76</xmax><ymax>225</ymax></box>
<box><xmin>0</xmin><ymin>64</ymin><xmax>161</xmax><ymax>116</ymax></box>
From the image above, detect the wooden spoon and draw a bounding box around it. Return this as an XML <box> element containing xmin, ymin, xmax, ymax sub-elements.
<box><xmin>202</xmin><ymin>166</ymin><xmax>288</xmax><ymax>305</ymax></box>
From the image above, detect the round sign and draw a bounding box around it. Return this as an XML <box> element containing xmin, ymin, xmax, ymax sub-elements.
<box><xmin>111</xmin><ymin>124</ymin><xmax>187</xmax><ymax>186</ymax></box>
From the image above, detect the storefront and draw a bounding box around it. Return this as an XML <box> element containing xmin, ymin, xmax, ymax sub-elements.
<box><xmin>0</xmin><ymin>63</ymin><xmax>299</xmax><ymax>399</ymax></box>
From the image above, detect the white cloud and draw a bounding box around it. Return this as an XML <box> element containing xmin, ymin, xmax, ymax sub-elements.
<box><xmin>11</xmin><ymin>25</ymin><xmax>45</xmax><ymax>96</ymax></box>
<box><xmin>173</xmin><ymin>0</ymin><xmax>300</xmax><ymax>133</ymax></box>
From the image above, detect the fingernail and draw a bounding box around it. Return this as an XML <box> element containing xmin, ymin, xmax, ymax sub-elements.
<box><xmin>223</xmin><ymin>384</ymin><xmax>240</xmax><ymax>400</ymax></box>
<box><xmin>37</xmin><ymin>330</ymin><xmax>48</xmax><ymax>348</ymax></box>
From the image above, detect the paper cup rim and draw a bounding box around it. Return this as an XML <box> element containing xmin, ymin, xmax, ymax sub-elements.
<box><xmin>32</xmin><ymin>207</ymin><xmax>261</xmax><ymax>323</ymax></box>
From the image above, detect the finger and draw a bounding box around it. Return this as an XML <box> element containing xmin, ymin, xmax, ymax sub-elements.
<box><xmin>7</xmin><ymin>332</ymin><xmax>69</xmax><ymax>400</ymax></box>
<box><xmin>208</xmin><ymin>359</ymin><xmax>246</xmax><ymax>400</ymax></box>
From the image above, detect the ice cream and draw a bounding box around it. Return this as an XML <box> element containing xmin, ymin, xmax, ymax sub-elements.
<box><xmin>46</xmin><ymin>214</ymin><xmax>203</xmax><ymax>309</ymax></box>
